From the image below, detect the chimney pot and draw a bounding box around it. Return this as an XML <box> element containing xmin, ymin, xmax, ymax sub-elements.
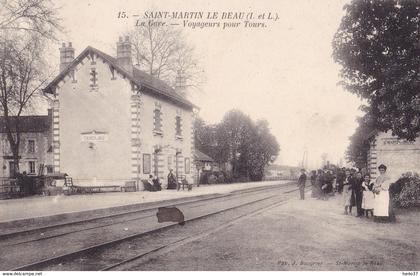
<box><xmin>59</xmin><ymin>42</ymin><xmax>75</xmax><ymax>72</ymax></box>
<box><xmin>116</xmin><ymin>36</ymin><xmax>132</xmax><ymax>73</ymax></box>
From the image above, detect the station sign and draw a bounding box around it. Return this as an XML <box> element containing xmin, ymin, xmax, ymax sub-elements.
<box><xmin>81</xmin><ymin>130</ymin><xmax>108</xmax><ymax>142</ymax></box>
<box><xmin>381</xmin><ymin>137</ymin><xmax>414</xmax><ymax>147</ymax></box>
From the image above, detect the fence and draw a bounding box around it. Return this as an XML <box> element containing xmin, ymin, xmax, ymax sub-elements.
<box><xmin>0</xmin><ymin>177</ymin><xmax>20</xmax><ymax>199</ymax></box>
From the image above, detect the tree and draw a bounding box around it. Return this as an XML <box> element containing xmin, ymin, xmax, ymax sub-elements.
<box><xmin>215</xmin><ymin>110</ymin><xmax>254</xmax><ymax>178</ymax></box>
<box><xmin>0</xmin><ymin>0</ymin><xmax>62</xmax><ymax>174</ymax></box>
<box><xmin>128</xmin><ymin>23</ymin><xmax>203</xmax><ymax>94</ymax></box>
<box><xmin>215</xmin><ymin>110</ymin><xmax>279</xmax><ymax>181</ymax></box>
<box><xmin>0</xmin><ymin>36</ymin><xmax>47</xmax><ymax>173</ymax></box>
<box><xmin>0</xmin><ymin>0</ymin><xmax>62</xmax><ymax>39</ymax></box>
<box><xmin>333</xmin><ymin>0</ymin><xmax>420</xmax><ymax>141</ymax></box>
<box><xmin>345</xmin><ymin>114</ymin><xmax>377</xmax><ymax>169</ymax></box>
<box><xmin>246</xmin><ymin>119</ymin><xmax>280</xmax><ymax>181</ymax></box>
<box><xmin>194</xmin><ymin>116</ymin><xmax>218</xmax><ymax>159</ymax></box>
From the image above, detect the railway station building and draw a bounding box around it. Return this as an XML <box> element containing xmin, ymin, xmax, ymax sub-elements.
<box><xmin>43</xmin><ymin>37</ymin><xmax>196</xmax><ymax>188</ymax></box>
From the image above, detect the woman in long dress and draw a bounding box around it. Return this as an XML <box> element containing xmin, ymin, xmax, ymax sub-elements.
<box><xmin>373</xmin><ymin>164</ymin><xmax>395</xmax><ymax>222</ymax></box>
<box><xmin>342</xmin><ymin>169</ymin><xmax>353</xmax><ymax>215</ymax></box>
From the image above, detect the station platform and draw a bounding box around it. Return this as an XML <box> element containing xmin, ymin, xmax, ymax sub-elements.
<box><xmin>0</xmin><ymin>180</ymin><xmax>291</xmax><ymax>225</ymax></box>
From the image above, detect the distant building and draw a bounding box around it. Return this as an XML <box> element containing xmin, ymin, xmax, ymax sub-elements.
<box><xmin>194</xmin><ymin>150</ymin><xmax>215</xmax><ymax>181</ymax></box>
<box><xmin>367</xmin><ymin>131</ymin><xmax>420</xmax><ymax>181</ymax></box>
<box><xmin>42</xmin><ymin>37</ymin><xmax>196</xmax><ymax>188</ymax></box>
<box><xmin>264</xmin><ymin>164</ymin><xmax>300</xmax><ymax>180</ymax></box>
<box><xmin>0</xmin><ymin>112</ymin><xmax>53</xmax><ymax>178</ymax></box>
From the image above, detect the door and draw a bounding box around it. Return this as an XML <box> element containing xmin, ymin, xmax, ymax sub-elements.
<box><xmin>9</xmin><ymin>161</ymin><xmax>15</xmax><ymax>178</ymax></box>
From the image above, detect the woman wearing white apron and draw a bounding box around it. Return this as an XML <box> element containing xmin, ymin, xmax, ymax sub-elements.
<box><xmin>373</xmin><ymin>164</ymin><xmax>395</xmax><ymax>222</ymax></box>
<box><xmin>361</xmin><ymin>174</ymin><xmax>374</xmax><ymax>218</ymax></box>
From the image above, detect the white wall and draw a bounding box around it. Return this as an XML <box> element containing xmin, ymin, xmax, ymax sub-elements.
<box><xmin>369</xmin><ymin>131</ymin><xmax>420</xmax><ymax>182</ymax></box>
<box><xmin>56</xmin><ymin>54</ymin><xmax>132</xmax><ymax>186</ymax></box>
<box><xmin>136</xmin><ymin>92</ymin><xmax>194</xmax><ymax>184</ymax></box>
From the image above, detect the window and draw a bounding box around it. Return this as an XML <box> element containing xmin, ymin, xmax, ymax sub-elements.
<box><xmin>153</xmin><ymin>109</ymin><xmax>162</xmax><ymax>132</ymax></box>
<box><xmin>175</xmin><ymin>116</ymin><xmax>182</xmax><ymax>136</ymax></box>
<box><xmin>143</xmin><ymin>154</ymin><xmax>151</xmax><ymax>174</ymax></box>
<box><xmin>168</xmin><ymin>156</ymin><xmax>172</xmax><ymax>169</ymax></box>
<box><xmin>28</xmin><ymin>140</ymin><xmax>35</xmax><ymax>153</ymax></box>
<box><xmin>90</xmin><ymin>68</ymin><xmax>98</xmax><ymax>87</ymax></box>
<box><xmin>9</xmin><ymin>161</ymin><xmax>16</xmax><ymax>177</ymax></box>
<box><xmin>185</xmin><ymin>158</ymin><xmax>190</xmax><ymax>174</ymax></box>
<box><xmin>28</xmin><ymin>161</ymin><xmax>36</xmax><ymax>174</ymax></box>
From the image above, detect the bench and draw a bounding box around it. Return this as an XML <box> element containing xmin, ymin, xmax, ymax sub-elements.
<box><xmin>0</xmin><ymin>179</ymin><xmax>21</xmax><ymax>199</ymax></box>
<box><xmin>121</xmin><ymin>181</ymin><xmax>137</xmax><ymax>192</ymax></box>
<box><xmin>63</xmin><ymin>177</ymin><xmax>79</xmax><ymax>195</ymax></box>
<box><xmin>79</xmin><ymin>185</ymin><xmax>121</xmax><ymax>193</ymax></box>
<box><xmin>177</xmin><ymin>176</ymin><xmax>193</xmax><ymax>191</ymax></box>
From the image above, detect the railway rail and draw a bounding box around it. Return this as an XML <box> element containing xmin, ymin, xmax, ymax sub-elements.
<box><xmin>0</xmin><ymin>181</ymin><xmax>308</xmax><ymax>271</ymax></box>
<box><xmin>0</xmin><ymin>181</ymin><xmax>295</xmax><ymax>245</ymax></box>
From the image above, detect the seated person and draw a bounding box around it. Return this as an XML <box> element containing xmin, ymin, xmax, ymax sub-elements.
<box><xmin>167</xmin><ymin>169</ymin><xmax>177</xmax><ymax>190</ymax></box>
<box><xmin>143</xmin><ymin>175</ymin><xmax>155</xmax><ymax>191</ymax></box>
<box><xmin>152</xmin><ymin>176</ymin><xmax>162</xmax><ymax>191</ymax></box>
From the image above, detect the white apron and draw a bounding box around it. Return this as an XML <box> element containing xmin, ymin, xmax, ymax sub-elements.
<box><xmin>373</xmin><ymin>174</ymin><xmax>391</xmax><ymax>217</ymax></box>
<box><xmin>373</xmin><ymin>190</ymin><xmax>389</xmax><ymax>216</ymax></box>
<box><xmin>362</xmin><ymin>190</ymin><xmax>375</xmax><ymax>210</ymax></box>
<box><xmin>362</xmin><ymin>181</ymin><xmax>374</xmax><ymax>210</ymax></box>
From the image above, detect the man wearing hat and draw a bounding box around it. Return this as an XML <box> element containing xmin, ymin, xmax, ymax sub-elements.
<box><xmin>297</xmin><ymin>169</ymin><xmax>307</xmax><ymax>200</ymax></box>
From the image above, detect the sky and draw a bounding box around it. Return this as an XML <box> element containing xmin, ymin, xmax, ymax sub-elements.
<box><xmin>45</xmin><ymin>0</ymin><xmax>363</xmax><ymax>168</ymax></box>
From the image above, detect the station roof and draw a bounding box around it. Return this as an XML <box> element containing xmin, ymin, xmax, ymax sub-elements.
<box><xmin>0</xmin><ymin>116</ymin><xmax>50</xmax><ymax>133</ymax></box>
<box><xmin>43</xmin><ymin>46</ymin><xmax>196</xmax><ymax>110</ymax></box>
<box><xmin>194</xmin><ymin>150</ymin><xmax>214</xmax><ymax>162</ymax></box>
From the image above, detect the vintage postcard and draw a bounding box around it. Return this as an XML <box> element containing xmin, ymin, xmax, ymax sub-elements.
<box><xmin>0</xmin><ymin>0</ymin><xmax>419</xmax><ymax>273</ymax></box>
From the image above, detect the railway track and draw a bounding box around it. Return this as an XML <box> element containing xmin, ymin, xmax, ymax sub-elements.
<box><xmin>0</xmin><ymin>184</ymin><xmax>277</xmax><ymax>238</ymax></box>
<box><xmin>2</xmin><ymin>181</ymin><xmax>307</xmax><ymax>271</ymax></box>
<box><xmin>0</xmin><ymin>181</ymin><xmax>295</xmax><ymax>246</ymax></box>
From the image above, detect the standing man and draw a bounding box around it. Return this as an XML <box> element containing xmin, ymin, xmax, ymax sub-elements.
<box><xmin>352</xmin><ymin>171</ymin><xmax>364</xmax><ymax>217</ymax></box>
<box><xmin>297</xmin><ymin>169</ymin><xmax>307</xmax><ymax>200</ymax></box>
<box><xmin>310</xmin><ymin>170</ymin><xmax>317</xmax><ymax>198</ymax></box>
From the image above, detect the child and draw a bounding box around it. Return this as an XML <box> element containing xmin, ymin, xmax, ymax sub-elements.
<box><xmin>361</xmin><ymin>174</ymin><xmax>374</xmax><ymax>218</ymax></box>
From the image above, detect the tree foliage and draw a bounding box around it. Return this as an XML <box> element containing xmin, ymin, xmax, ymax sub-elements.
<box><xmin>0</xmin><ymin>0</ymin><xmax>62</xmax><ymax>39</ymax></box>
<box><xmin>0</xmin><ymin>0</ymin><xmax>62</xmax><ymax>173</ymax></box>
<box><xmin>333</xmin><ymin>0</ymin><xmax>420</xmax><ymax>141</ymax></box>
<box><xmin>393</xmin><ymin>172</ymin><xmax>420</xmax><ymax>208</ymax></box>
<box><xmin>345</xmin><ymin>114</ymin><xmax>377</xmax><ymax>168</ymax></box>
<box><xmin>127</xmin><ymin>23</ymin><xmax>203</xmax><ymax>93</ymax></box>
<box><xmin>195</xmin><ymin>110</ymin><xmax>280</xmax><ymax>181</ymax></box>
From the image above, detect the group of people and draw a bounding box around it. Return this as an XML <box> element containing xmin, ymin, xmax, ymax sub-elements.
<box><xmin>341</xmin><ymin>164</ymin><xmax>395</xmax><ymax>222</ymax></box>
<box><xmin>144</xmin><ymin>169</ymin><xmax>179</xmax><ymax>192</ymax></box>
<box><xmin>297</xmin><ymin>163</ymin><xmax>395</xmax><ymax>223</ymax></box>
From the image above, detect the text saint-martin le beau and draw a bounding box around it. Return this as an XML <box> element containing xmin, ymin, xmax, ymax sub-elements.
<box><xmin>144</xmin><ymin>11</ymin><xmax>248</xmax><ymax>20</ymax></box>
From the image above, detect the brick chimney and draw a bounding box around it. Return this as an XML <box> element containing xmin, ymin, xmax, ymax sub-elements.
<box><xmin>116</xmin><ymin>36</ymin><xmax>133</xmax><ymax>74</ymax></box>
<box><xmin>59</xmin><ymin>42</ymin><xmax>75</xmax><ymax>72</ymax></box>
